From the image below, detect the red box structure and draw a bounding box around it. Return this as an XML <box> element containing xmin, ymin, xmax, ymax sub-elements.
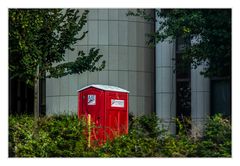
<box><xmin>77</xmin><ymin>84</ymin><xmax>129</xmax><ymax>145</ymax></box>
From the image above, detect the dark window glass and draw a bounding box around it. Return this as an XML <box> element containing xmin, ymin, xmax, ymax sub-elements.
<box><xmin>211</xmin><ymin>79</ymin><xmax>231</xmax><ymax>117</ymax></box>
<box><xmin>176</xmin><ymin>36</ymin><xmax>191</xmax><ymax>134</ymax></box>
<box><xmin>176</xmin><ymin>55</ymin><xmax>191</xmax><ymax>133</ymax></box>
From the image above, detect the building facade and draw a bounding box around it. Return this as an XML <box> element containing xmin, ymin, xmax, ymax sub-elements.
<box><xmin>10</xmin><ymin>9</ymin><xmax>230</xmax><ymax>134</ymax></box>
<box><xmin>46</xmin><ymin>9</ymin><xmax>155</xmax><ymax>117</ymax></box>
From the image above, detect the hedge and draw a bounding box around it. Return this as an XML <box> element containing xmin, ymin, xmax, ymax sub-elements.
<box><xmin>9</xmin><ymin>114</ymin><xmax>231</xmax><ymax>157</ymax></box>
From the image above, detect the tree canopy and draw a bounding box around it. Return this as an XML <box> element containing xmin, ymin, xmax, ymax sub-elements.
<box><xmin>9</xmin><ymin>9</ymin><xmax>105</xmax><ymax>86</ymax></box>
<box><xmin>9</xmin><ymin>9</ymin><xmax>106</xmax><ymax>117</ymax></box>
<box><xmin>128</xmin><ymin>9</ymin><xmax>231</xmax><ymax>77</ymax></box>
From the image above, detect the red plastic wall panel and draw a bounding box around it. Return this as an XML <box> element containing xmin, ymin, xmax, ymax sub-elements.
<box><xmin>78</xmin><ymin>87</ymin><xmax>105</xmax><ymax>143</ymax></box>
<box><xmin>105</xmin><ymin>91</ymin><xmax>128</xmax><ymax>140</ymax></box>
<box><xmin>78</xmin><ymin>87</ymin><xmax>128</xmax><ymax>145</ymax></box>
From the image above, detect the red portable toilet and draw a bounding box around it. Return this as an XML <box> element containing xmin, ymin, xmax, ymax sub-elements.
<box><xmin>77</xmin><ymin>84</ymin><xmax>129</xmax><ymax>145</ymax></box>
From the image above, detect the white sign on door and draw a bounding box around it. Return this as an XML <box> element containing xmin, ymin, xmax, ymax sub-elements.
<box><xmin>88</xmin><ymin>95</ymin><xmax>96</xmax><ymax>105</ymax></box>
<box><xmin>111</xmin><ymin>99</ymin><xmax>124</xmax><ymax>108</ymax></box>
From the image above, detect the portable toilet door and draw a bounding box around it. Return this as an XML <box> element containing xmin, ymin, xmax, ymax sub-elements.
<box><xmin>105</xmin><ymin>90</ymin><xmax>129</xmax><ymax>140</ymax></box>
<box><xmin>77</xmin><ymin>84</ymin><xmax>129</xmax><ymax>145</ymax></box>
<box><xmin>78</xmin><ymin>86</ymin><xmax>105</xmax><ymax>144</ymax></box>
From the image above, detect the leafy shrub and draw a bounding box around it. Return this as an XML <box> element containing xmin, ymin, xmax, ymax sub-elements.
<box><xmin>9</xmin><ymin>115</ymin><xmax>88</xmax><ymax>157</ymax></box>
<box><xmin>9</xmin><ymin>113</ymin><xmax>231</xmax><ymax>157</ymax></box>
<box><xmin>159</xmin><ymin>119</ymin><xmax>198</xmax><ymax>157</ymax></box>
<box><xmin>129</xmin><ymin>113</ymin><xmax>164</xmax><ymax>138</ymax></box>
<box><xmin>9</xmin><ymin>115</ymin><xmax>35</xmax><ymax>157</ymax></box>
<box><xmin>95</xmin><ymin>135</ymin><xmax>161</xmax><ymax>157</ymax></box>
<box><xmin>195</xmin><ymin>114</ymin><xmax>231</xmax><ymax>157</ymax></box>
<box><xmin>95</xmin><ymin>114</ymin><xmax>163</xmax><ymax>157</ymax></box>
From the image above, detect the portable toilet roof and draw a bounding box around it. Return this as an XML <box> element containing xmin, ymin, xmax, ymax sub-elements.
<box><xmin>77</xmin><ymin>84</ymin><xmax>129</xmax><ymax>93</ymax></box>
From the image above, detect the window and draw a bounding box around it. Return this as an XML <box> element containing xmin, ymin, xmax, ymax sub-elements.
<box><xmin>176</xmin><ymin>36</ymin><xmax>191</xmax><ymax>134</ymax></box>
<box><xmin>211</xmin><ymin>78</ymin><xmax>231</xmax><ymax>117</ymax></box>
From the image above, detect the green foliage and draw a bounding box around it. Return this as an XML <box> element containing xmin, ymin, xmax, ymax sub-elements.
<box><xmin>96</xmin><ymin>134</ymin><xmax>161</xmax><ymax>157</ymax></box>
<box><xmin>9</xmin><ymin>9</ymin><xmax>105</xmax><ymax>86</ymax></box>
<box><xmin>196</xmin><ymin>114</ymin><xmax>231</xmax><ymax>157</ymax></box>
<box><xmin>159</xmin><ymin>114</ymin><xmax>231</xmax><ymax>157</ymax></box>
<box><xmin>160</xmin><ymin>134</ymin><xmax>198</xmax><ymax>157</ymax></box>
<box><xmin>159</xmin><ymin>118</ymin><xmax>197</xmax><ymax>157</ymax></box>
<box><xmin>129</xmin><ymin>113</ymin><xmax>164</xmax><ymax>138</ymax></box>
<box><xmin>127</xmin><ymin>9</ymin><xmax>231</xmax><ymax>77</ymax></box>
<box><xmin>9</xmin><ymin>115</ymin><xmax>88</xmax><ymax>157</ymax></box>
<box><xmin>95</xmin><ymin>114</ymin><xmax>163</xmax><ymax>157</ymax></box>
<box><xmin>9</xmin><ymin>114</ymin><xmax>231</xmax><ymax>157</ymax></box>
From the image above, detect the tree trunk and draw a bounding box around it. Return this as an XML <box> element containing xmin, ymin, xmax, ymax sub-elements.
<box><xmin>34</xmin><ymin>65</ymin><xmax>40</xmax><ymax>119</ymax></box>
<box><xmin>33</xmin><ymin>65</ymin><xmax>40</xmax><ymax>139</ymax></box>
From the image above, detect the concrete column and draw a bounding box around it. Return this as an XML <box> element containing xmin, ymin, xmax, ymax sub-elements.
<box><xmin>155</xmin><ymin>10</ymin><xmax>176</xmax><ymax>134</ymax></box>
<box><xmin>191</xmin><ymin>63</ymin><xmax>210</xmax><ymax>137</ymax></box>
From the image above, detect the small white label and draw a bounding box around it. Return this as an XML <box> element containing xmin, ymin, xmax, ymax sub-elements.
<box><xmin>111</xmin><ymin>99</ymin><xmax>124</xmax><ymax>108</ymax></box>
<box><xmin>88</xmin><ymin>95</ymin><xmax>96</xmax><ymax>105</ymax></box>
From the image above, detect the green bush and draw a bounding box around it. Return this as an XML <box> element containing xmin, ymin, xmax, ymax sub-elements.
<box><xmin>129</xmin><ymin>113</ymin><xmax>165</xmax><ymax>138</ymax></box>
<box><xmin>80</xmin><ymin>113</ymin><xmax>163</xmax><ymax>157</ymax></box>
<box><xmin>9</xmin><ymin>115</ymin><xmax>35</xmax><ymax>157</ymax></box>
<box><xmin>95</xmin><ymin>135</ymin><xmax>161</xmax><ymax>157</ymax></box>
<box><xmin>95</xmin><ymin>114</ymin><xmax>163</xmax><ymax>157</ymax></box>
<box><xmin>9</xmin><ymin>115</ymin><xmax>88</xmax><ymax>157</ymax></box>
<box><xmin>9</xmin><ymin>113</ymin><xmax>231</xmax><ymax>157</ymax></box>
<box><xmin>195</xmin><ymin>114</ymin><xmax>231</xmax><ymax>157</ymax></box>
